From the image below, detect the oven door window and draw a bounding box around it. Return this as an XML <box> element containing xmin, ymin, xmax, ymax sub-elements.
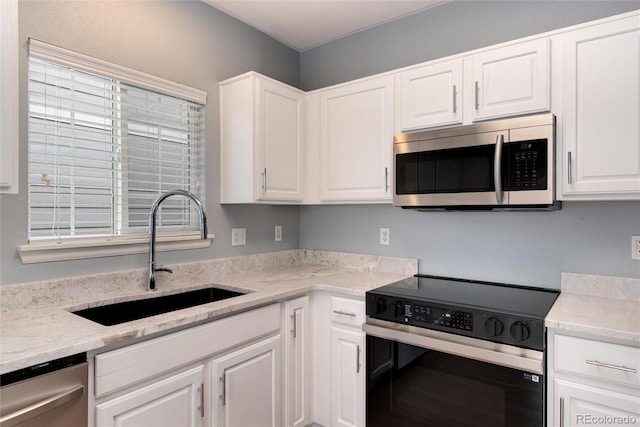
<box><xmin>366</xmin><ymin>336</ymin><xmax>543</xmax><ymax>427</ymax></box>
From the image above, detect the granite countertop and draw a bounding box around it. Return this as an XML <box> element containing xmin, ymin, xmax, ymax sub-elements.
<box><xmin>3</xmin><ymin>253</ymin><xmax>637</xmax><ymax>376</ymax></box>
<box><xmin>545</xmin><ymin>272</ymin><xmax>640</xmax><ymax>346</ymax></box>
<box><xmin>0</xmin><ymin>250</ymin><xmax>417</xmax><ymax>375</ymax></box>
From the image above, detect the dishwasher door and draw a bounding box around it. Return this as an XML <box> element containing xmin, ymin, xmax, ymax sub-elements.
<box><xmin>0</xmin><ymin>356</ymin><xmax>88</xmax><ymax>427</ymax></box>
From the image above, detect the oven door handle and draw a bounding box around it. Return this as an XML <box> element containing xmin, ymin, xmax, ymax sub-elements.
<box><xmin>363</xmin><ymin>319</ymin><xmax>543</xmax><ymax>374</ymax></box>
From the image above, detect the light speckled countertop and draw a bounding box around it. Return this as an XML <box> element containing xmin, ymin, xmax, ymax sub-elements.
<box><xmin>3</xmin><ymin>253</ymin><xmax>637</xmax><ymax>376</ymax></box>
<box><xmin>545</xmin><ymin>272</ymin><xmax>640</xmax><ymax>346</ymax></box>
<box><xmin>0</xmin><ymin>250</ymin><xmax>417</xmax><ymax>375</ymax></box>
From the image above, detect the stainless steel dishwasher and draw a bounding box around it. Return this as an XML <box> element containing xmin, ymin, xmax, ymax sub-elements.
<box><xmin>0</xmin><ymin>353</ymin><xmax>87</xmax><ymax>427</ymax></box>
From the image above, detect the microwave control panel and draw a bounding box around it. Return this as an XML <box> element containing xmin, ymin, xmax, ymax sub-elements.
<box><xmin>506</xmin><ymin>138</ymin><xmax>547</xmax><ymax>190</ymax></box>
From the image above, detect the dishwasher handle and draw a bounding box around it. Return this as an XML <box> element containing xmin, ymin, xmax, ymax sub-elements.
<box><xmin>0</xmin><ymin>384</ymin><xmax>84</xmax><ymax>427</ymax></box>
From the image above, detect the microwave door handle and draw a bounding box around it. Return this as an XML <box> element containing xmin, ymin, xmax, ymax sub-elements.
<box><xmin>494</xmin><ymin>134</ymin><xmax>504</xmax><ymax>204</ymax></box>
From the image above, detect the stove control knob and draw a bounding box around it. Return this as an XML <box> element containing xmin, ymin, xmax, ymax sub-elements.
<box><xmin>484</xmin><ymin>317</ymin><xmax>504</xmax><ymax>337</ymax></box>
<box><xmin>510</xmin><ymin>321</ymin><xmax>531</xmax><ymax>342</ymax></box>
<box><xmin>375</xmin><ymin>297</ymin><xmax>388</xmax><ymax>314</ymax></box>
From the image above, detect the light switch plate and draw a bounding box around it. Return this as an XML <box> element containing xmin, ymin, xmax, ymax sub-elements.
<box><xmin>232</xmin><ymin>228</ymin><xmax>246</xmax><ymax>246</ymax></box>
<box><xmin>379</xmin><ymin>228</ymin><xmax>390</xmax><ymax>245</ymax></box>
<box><xmin>632</xmin><ymin>235</ymin><xmax>640</xmax><ymax>260</ymax></box>
<box><xmin>275</xmin><ymin>225</ymin><xmax>282</xmax><ymax>242</ymax></box>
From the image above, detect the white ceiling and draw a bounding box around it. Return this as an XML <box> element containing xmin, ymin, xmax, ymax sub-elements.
<box><xmin>203</xmin><ymin>0</ymin><xmax>450</xmax><ymax>51</ymax></box>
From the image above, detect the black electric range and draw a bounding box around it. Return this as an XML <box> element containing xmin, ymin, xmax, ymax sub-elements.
<box><xmin>366</xmin><ymin>274</ymin><xmax>560</xmax><ymax>351</ymax></box>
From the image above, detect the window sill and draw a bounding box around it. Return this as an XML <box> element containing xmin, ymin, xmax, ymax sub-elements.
<box><xmin>18</xmin><ymin>233</ymin><xmax>215</xmax><ymax>264</ymax></box>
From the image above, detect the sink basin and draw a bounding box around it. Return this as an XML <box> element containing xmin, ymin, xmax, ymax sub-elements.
<box><xmin>72</xmin><ymin>287</ymin><xmax>246</xmax><ymax>326</ymax></box>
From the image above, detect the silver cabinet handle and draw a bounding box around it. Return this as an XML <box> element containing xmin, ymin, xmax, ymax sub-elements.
<box><xmin>0</xmin><ymin>384</ymin><xmax>84</xmax><ymax>427</ymax></box>
<box><xmin>291</xmin><ymin>311</ymin><xmax>297</xmax><ymax>338</ymax></box>
<box><xmin>586</xmin><ymin>359</ymin><xmax>637</xmax><ymax>373</ymax></box>
<box><xmin>494</xmin><ymin>134</ymin><xmax>504</xmax><ymax>204</ymax></box>
<box><xmin>220</xmin><ymin>374</ymin><xmax>226</xmax><ymax>406</ymax></box>
<box><xmin>452</xmin><ymin>85</ymin><xmax>457</xmax><ymax>113</ymax></box>
<box><xmin>261</xmin><ymin>168</ymin><xmax>267</xmax><ymax>190</ymax></box>
<box><xmin>333</xmin><ymin>310</ymin><xmax>356</xmax><ymax>317</ymax></box>
<box><xmin>384</xmin><ymin>167</ymin><xmax>389</xmax><ymax>192</ymax></box>
<box><xmin>198</xmin><ymin>381</ymin><xmax>205</xmax><ymax>418</ymax></box>
<box><xmin>559</xmin><ymin>397</ymin><xmax>565</xmax><ymax>427</ymax></box>
<box><xmin>356</xmin><ymin>345</ymin><xmax>361</xmax><ymax>373</ymax></box>
<box><xmin>567</xmin><ymin>152</ymin><xmax>572</xmax><ymax>184</ymax></box>
<box><xmin>474</xmin><ymin>81</ymin><xmax>479</xmax><ymax>110</ymax></box>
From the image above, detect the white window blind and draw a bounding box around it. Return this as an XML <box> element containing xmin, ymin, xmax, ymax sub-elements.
<box><xmin>27</xmin><ymin>42</ymin><xmax>206</xmax><ymax>242</ymax></box>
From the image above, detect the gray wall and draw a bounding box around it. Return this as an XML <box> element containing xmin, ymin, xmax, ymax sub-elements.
<box><xmin>0</xmin><ymin>0</ymin><xmax>301</xmax><ymax>285</ymax></box>
<box><xmin>299</xmin><ymin>0</ymin><xmax>640</xmax><ymax>288</ymax></box>
<box><xmin>300</xmin><ymin>0</ymin><xmax>640</xmax><ymax>91</ymax></box>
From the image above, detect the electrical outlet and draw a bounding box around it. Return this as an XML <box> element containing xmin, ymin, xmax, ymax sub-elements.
<box><xmin>379</xmin><ymin>228</ymin><xmax>390</xmax><ymax>245</ymax></box>
<box><xmin>275</xmin><ymin>225</ymin><xmax>282</xmax><ymax>242</ymax></box>
<box><xmin>231</xmin><ymin>228</ymin><xmax>246</xmax><ymax>246</ymax></box>
<box><xmin>632</xmin><ymin>235</ymin><xmax>640</xmax><ymax>260</ymax></box>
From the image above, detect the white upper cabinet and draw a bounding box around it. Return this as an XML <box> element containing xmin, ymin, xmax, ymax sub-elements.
<box><xmin>220</xmin><ymin>72</ymin><xmax>305</xmax><ymax>203</ymax></box>
<box><xmin>398</xmin><ymin>59</ymin><xmax>463</xmax><ymax>131</ymax></box>
<box><xmin>0</xmin><ymin>0</ymin><xmax>19</xmax><ymax>194</ymax></box>
<box><xmin>219</xmin><ymin>11</ymin><xmax>637</xmax><ymax>204</ymax></box>
<box><xmin>560</xmin><ymin>15</ymin><xmax>640</xmax><ymax>199</ymax></box>
<box><xmin>396</xmin><ymin>38</ymin><xmax>550</xmax><ymax>132</ymax></box>
<box><xmin>318</xmin><ymin>75</ymin><xmax>394</xmax><ymax>202</ymax></box>
<box><xmin>471</xmin><ymin>38</ymin><xmax>550</xmax><ymax>121</ymax></box>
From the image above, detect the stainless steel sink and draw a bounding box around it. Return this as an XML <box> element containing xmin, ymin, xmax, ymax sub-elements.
<box><xmin>71</xmin><ymin>287</ymin><xmax>246</xmax><ymax>326</ymax></box>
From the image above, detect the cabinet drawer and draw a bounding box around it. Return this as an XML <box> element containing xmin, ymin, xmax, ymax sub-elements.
<box><xmin>330</xmin><ymin>296</ymin><xmax>364</xmax><ymax>328</ymax></box>
<box><xmin>555</xmin><ymin>335</ymin><xmax>640</xmax><ymax>388</ymax></box>
<box><xmin>95</xmin><ymin>303</ymin><xmax>280</xmax><ymax>398</ymax></box>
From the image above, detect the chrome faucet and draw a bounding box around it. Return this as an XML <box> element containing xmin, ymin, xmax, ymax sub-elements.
<box><xmin>148</xmin><ymin>189</ymin><xmax>207</xmax><ymax>291</ymax></box>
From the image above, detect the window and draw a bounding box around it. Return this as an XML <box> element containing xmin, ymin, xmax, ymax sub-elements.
<box><xmin>21</xmin><ymin>40</ymin><xmax>208</xmax><ymax>262</ymax></box>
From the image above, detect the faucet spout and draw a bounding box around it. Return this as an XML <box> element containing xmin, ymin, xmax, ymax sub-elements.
<box><xmin>148</xmin><ymin>190</ymin><xmax>207</xmax><ymax>291</ymax></box>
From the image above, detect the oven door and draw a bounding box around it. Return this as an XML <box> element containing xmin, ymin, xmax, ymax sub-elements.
<box><xmin>364</xmin><ymin>319</ymin><xmax>545</xmax><ymax>427</ymax></box>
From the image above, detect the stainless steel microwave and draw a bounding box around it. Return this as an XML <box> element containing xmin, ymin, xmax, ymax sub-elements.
<box><xmin>393</xmin><ymin>113</ymin><xmax>560</xmax><ymax>210</ymax></box>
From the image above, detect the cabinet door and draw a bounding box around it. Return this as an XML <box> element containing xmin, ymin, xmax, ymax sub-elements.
<box><xmin>555</xmin><ymin>379</ymin><xmax>640</xmax><ymax>427</ymax></box>
<box><xmin>0</xmin><ymin>0</ymin><xmax>19</xmax><ymax>194</ymax></box>
<box><xmin>472</xmin><ymin>38</ymin><xmax>550</xmax><ymax>121</ymax></box>
<box><xmin>211</xmin><ymin>335</ymin><xmax>281</xmax><ymax>427</ymax></box>
<box><xmin>319</xmin><ymin>76</ymin><xmax>394</xmax><ymax>202</ymax></box>
<box><xmin>95</xmin><ymin>365</ymin><xmax>204</xmax><ymax>427</ymax></box>
<box><xmin>256</xmin><ymin>78</ymin><xmax>304</xmax><ymax>202</ymax></box>
<box><xmin>561</xmin><ymin>16</ymin><xmax>640</xmax><ymax>198</ymax></box>
<box><xmin>331</xmin><ymin>326</ymin><xmax>365</xmax><ymax>427</ymax></box>
<box><xmin>399</xmin><ymin>59</ymin><xmax>463</xmax><ymax>131</ymax></box>
<box><xmin>284</xmin><ymin>296</ymin><xmax>309</xmax><ymax>427</ymax></box>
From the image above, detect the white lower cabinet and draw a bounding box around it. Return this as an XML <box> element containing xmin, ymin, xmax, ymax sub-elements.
<box><xmin>330</xmin><ymin>326</ymin><xmax>365</xmax><ymax>427</ymax></box>
<box><xmin>95</xmin><ymin>365</ymin><xmax>205</xmax><ymax>427</ymax></box>
<box><xmin>211</xmin><ymin>335</ymin><xmax>281</xmax><ymax>427</ymax></box>
<box><xmin>91</xmin><ymin>304</ymin><xmax>281</xmax><ymax>427</ymax></box>
<box><xmin>555</xmin><ymin>379</ymin><xmax>640</xmax><ymax>427</ymax></box>
<box><xmin>92</xmin><ymin>293</ymin><xmax>370</xmax><ymax>427</ymax></box>
<box><xmin>548</xmin><ymin>331</ymin><xmax>640</xmax><ymax>427</ymax></box>
<box><xmin>284</xmin><ymin>296</ymin><xmax>310</xmax><ymax>427</ymax></box>
<box><xmin>312</xmin><ymin>292</ymin><xmax>366</xmax><ymax>427</ymax></box>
